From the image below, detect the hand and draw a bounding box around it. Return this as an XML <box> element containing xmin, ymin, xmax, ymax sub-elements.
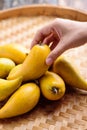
<box><xmin>30</xmin><ymin>18</ymin><xmax>87</xmax><ymax>65</ymax></box>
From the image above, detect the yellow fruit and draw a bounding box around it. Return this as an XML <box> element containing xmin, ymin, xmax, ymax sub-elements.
<box><xmin>39</xmin><ymin>71</ymin><xmax>65</xmax><ymax>100</ymax></box>
<box><xmin>7</xmin><ymin>45</ymin><xmax>50</xmax><ymax>81</ymax></box>
<box><xmin>0</xmin><ymin>58</ymin><xmax>15</xmax><ymax>78</ymax></box>
<box><xmin>0</xmin><ymin>83</ymin><xmax>40</xmax><ymax>118</ymax></box>
<box><xmin>0</xmin><ymin>43</ymin><xmax>28</xmax><ymax>64</ymax></box>
<box><xmin>8</xmin><ymin>64</ymin><xmax>22</xmax><ymax>77</ymax></box>
<box><xmin>0</xmin><ymin>76</ymin><xmax>22</xmax><ymax>101</ymax></box>
<box><xmin>52</xmin><ymin>55</ymin><xmax>87</xmax><ymax>91</ymax></box>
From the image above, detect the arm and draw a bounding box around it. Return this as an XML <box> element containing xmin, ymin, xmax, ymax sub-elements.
<box><xmin>30</xmin><ymin>18</ymin><xmax>87</xmax><ymax>65</ymax></box>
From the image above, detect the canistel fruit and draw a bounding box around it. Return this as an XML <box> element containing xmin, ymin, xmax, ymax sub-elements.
<box><xmin>39</xmin><ymin>71</ymin><xmax>65</xmax><ymax>100</ymax></box>
<box><xmin>52</xmin><ymin>55</ymin><xmax>87</xmax><ymax>91</ymax></box>
<box><xmin>7</xmin><ymin>45</ymin><xmax>51</xmax><ymax>81</ymax></box>
<box><xmin>0</xmin><ymin>83</ymin><xmax>40</xmax><ymax>118</ymax></box>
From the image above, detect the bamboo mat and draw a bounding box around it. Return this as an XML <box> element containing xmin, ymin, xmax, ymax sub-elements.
<box><xmin>0</xmin><ymin>6</ymin><xmax>87</xmax><ymax>130</ymax></box>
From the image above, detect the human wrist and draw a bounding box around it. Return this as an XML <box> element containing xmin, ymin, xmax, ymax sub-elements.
<box><xmin>76</xmin><ymin>21</ymin><xmax>87</xmax><ymax>45</ymax></box>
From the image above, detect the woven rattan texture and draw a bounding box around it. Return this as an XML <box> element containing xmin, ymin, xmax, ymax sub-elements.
<box><xmin>0</xmin><ymin>16</ymin><xmax>87</xmax><ymax>130</ymax></box>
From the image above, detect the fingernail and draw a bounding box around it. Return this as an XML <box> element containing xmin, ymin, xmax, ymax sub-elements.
<box><xmin>46</xmin><ymin>58</ymin><xmax>53</xmax><ymax>65</ymax></box>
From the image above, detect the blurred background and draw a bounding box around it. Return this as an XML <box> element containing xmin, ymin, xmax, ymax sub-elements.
<box><xmin>0</xmin><ymin>0</ymin><xmax>87</xmax><ymax>11</ymax></box>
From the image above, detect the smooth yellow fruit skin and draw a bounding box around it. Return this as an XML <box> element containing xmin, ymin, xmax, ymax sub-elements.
<box><xmin>52</xmin><ymin>55</ymin><xmax>87</xmax><ymax>91</ymax></box>
<box><xmin>7</xmin><ymin>45</ymin><xmax>50</xmax><ymax>81</ymax></box>
<box><xmin>39</xmin><ymin>71</ymin><xmax>65</xmax><ymax>101</ymax></box>
<box><xmin>0</xmin><ymin>76</ymin><xmax>22</xmax><ymax>101</ymax></box>
<box><xmin>0</xmin><ymin>43</ymin><xmax>28</xmax><ymax>64</ymax></box>
<box><xmin>8</xmin><ymin>64</ymin><xmax>22</xmax><ymax>77</ymax></box>
<box><xmin>0</xmin><ymin>58</ymin><xmax>15</xmax><ymax>78</ymax></box>
<box><xmin>0</xmin><ymin>83</ymin><xmax>40</xmax><ymax>118</ymax></box>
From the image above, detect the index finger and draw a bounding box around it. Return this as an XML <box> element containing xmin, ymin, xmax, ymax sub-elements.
<box><xmin>30</xmin><ymin>31</ymin><xmax>44</xmax><ymax>49</ymax></box>
<box><xmin>30</xmin><ymin>24</ymin><xmax>53</xmax><ymax>49</ymax></box>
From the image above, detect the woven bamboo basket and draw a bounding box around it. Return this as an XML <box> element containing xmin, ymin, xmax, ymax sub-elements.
<box><xmin>0</xmin><ymin>5</ymin><xmax>87</xmax><ymax>130</ymax></box>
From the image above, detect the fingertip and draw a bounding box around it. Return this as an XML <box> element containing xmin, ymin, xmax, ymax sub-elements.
<box><xmin>30</xmin><ymin>44</ymin><xmax>33</xmax><ymax>49</ymax></box>
<box><xmin>30</xmin><ymin>40</ymin><xmax>37</xmax><ymax>49</ymax></box>
<box><xmin>46</xmin><ymin>57</ymin><xmax>53</xmax><ymax>65</ymax></box>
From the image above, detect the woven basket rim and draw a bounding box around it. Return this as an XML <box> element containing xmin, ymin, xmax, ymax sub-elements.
<box><xmin>0</xmin><ymin>4</ymin><xmax>87</xmax><ymax>13</ymax></box>
<box><xmin>0</xmin><ymin>4</ymin><xmax>87</xmax><ymax>21</ymax></box>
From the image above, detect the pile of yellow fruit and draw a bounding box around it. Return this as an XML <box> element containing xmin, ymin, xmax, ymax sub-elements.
<box><xmin>0</xmin><ymin>43</ymin><xmax>86</xmax><ymax>119</ymax></box>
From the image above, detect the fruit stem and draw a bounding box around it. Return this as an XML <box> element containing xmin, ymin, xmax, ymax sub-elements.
<box><xmin>39</xmin><ymin>41</ymin><xmax>42</xmax><ymax>45</ymax></box>
<box><xmin>51</xmin><ymin>87</ymin><xmax>59</xmax><ymax>94</ymax></box>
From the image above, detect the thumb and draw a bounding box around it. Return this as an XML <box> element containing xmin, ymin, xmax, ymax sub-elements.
<box><xmin>46</xmin><ymin>38</ymin><xmax>69</xmax><ymax>65</ymax></box>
